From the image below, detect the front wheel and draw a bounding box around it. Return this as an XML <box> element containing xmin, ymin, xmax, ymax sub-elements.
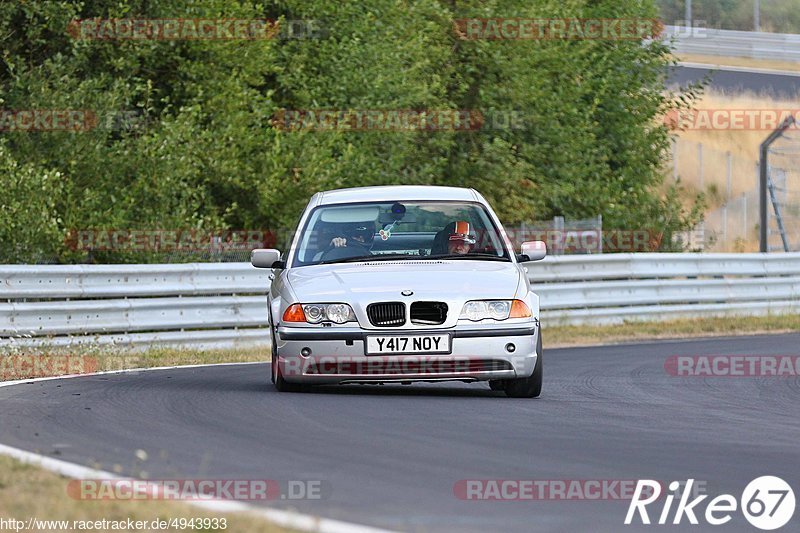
<box><xmin>504</xmin><ymin>332</ymin><xmax>542</xmax><ymax>398</ymax></box>
<box><xmin>488</xmin><ymin>380</ymin><xmax>505</xmax><ymax>391</ymax></box>
<box><xmin>272</xmin><ymin>335</ymin><xmax>307</xmax><ymax>393</ymax></box>
<box><xmin>273</xmin><ymin>351</ymin><xmax>307</xmax><ymax>393</ymax></box>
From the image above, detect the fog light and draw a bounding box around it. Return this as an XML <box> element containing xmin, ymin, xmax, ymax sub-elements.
<box><xmin>301</xmin><ymin>347</ymin><xmax>312</xmax><ymax>357</ymax></box>
<box><xmin>505</xmin><ymin>343</ymin><xmax>516</xmax><ymax>353</ymax></box>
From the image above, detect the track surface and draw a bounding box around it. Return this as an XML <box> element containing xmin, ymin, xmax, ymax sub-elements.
<box><xmin>670</xmin><ymin>65</ymin><xmax>800</xmax><ymax>96</ymax></box>
<box><xmin>1</xmin><ymin>334</ymin><xmax>799</xmax><ymax>532</ymax></box>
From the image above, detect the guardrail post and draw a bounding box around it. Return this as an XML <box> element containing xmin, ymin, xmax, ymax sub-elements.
<box><xmin>754</xmin><ymin>0</ymin><xmax>760</xmax><ymax>31</ymax></box>
<box><xmin>685</xmin><ymin>0</ymin><xmax>692</xmax><ymax>28</ymax></box>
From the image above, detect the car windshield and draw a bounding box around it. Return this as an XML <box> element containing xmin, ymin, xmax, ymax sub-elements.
<box><xmin>291</xmin><ymin>201</ymin><xmax>511</xmax><ymax>266</ymax></box>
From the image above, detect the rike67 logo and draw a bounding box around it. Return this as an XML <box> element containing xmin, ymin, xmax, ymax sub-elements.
<box><xmin>626</xmin><ymin>477</ymin><xmax>795</xmax><ymax>530</ymax></box>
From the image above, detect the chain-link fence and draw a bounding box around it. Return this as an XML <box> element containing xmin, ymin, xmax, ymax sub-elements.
<box><xmin>671</xmin><ymin>138</ymin><xmax>761</xmax><ymax>251</ymax></box>
<box><xmin>671</xmin><ymin>123</ymin><xmax>800</xmax><ymax>252</ymax></box>
<box><xmin>657</xmin><ymin>0</ymin><xmax>800</xmax><ymax>34</ymax></box>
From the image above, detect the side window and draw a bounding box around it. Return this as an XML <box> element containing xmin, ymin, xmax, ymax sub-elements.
<box><xmin>290</xmin><ymin>211</ymin><xmax>316</xmax><ymax>264</ymax></box>
<box><xmin>283</xmin><ymin>216</ymin><xmax>300</xmax><ymax>253</ymax></box>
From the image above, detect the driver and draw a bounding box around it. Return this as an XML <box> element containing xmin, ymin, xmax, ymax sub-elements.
<box><xmin>330</xmin><ymin>223</ymin><xmax>373</xmax><ymax>248</ymax></box>
<box><xmin>446</xmin><ymin>220</ymin><xmax>476</xmax><ymax>255</ymax></box>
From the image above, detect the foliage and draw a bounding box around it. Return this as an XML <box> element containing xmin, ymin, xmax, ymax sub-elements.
<box><xmin>0</xmin><ymin>0</ymin><xmax>702</xmax><ymax>263</ymax></box>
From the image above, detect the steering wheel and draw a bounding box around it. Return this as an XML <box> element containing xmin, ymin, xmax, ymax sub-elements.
<box><xmin>319</xmin><ymin>239</ymin><xmax>371</xmax><ymax>261</ymax></box>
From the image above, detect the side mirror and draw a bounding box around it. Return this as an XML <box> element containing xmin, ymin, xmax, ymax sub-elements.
<box><xmin>519</xmin><ymin>241</ymin><xmax>547</xmax><ymax>262</ymax></box>
<box><xmin>251</xmin><ymin>248</ymin><xmax>282</xmax><ymax>269</ymax></box>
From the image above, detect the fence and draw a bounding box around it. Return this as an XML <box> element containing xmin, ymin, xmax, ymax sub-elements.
<box><xmin>671</xmin><ymin>139</ymin><xmax>761</xmax><ymax>251</ymax></box>
<box><xmin>0</xmin><ymin>263</ymin><xmax>270</xmax><ymax>349</ymax></box>
<box><xmin>672</xmin><ymin>129</ymin><xmax>800</xmax><ymax>252</ymax></box>
<box><xmin>658</xmin><ymin>0</ymin><xmax>800</xmax><ymax>36</ymax></box>
<box><xmin>2</xmin><ymin>254</ymin><xmax>799</xmax><ymax>349</ymax></box>
<box><xmin>664</xmin><ymin>25</ymin><xmax>800</xmax><ymax>62</ymax></box>
<box><xmin>508</xmin><ymin>217</ymin><xmax>603</xmax><ymax>255</ymax></box>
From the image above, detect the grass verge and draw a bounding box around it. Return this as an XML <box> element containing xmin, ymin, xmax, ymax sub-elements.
<box><xmin>546</xmin><ymin>313</ymin><xmax>800</xmax><ymax>347</ymax></box>
<box><xmin>678</xmin><ymin>53</ymin><xmax>800</xmax><ymax>74</ymax></box>
<box><xmin>669</xmin><ymin>88</ymin><xmax>800</xmax><ymax>252</ymax></box>
<box><xmin>0</xmin><ymin>345</ymin><xmax>266</xmax><ymax>381</ymax></box>
<box><xmin>0</xmin><ymin>455</ymin><xmax>294</xmax><ymax>533</ymax></box>
<box><xmin>1</xmin><ymin>314</ymin><xmax>798</xmax><ymax>380</ymax></box>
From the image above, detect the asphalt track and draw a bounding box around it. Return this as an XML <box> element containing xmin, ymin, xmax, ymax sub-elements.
<box><xmin>1</xmin><ymin>333</ymin><xmax>799</xmax><ymax>532</ymax></box>
<box><xmin>670</xmin><ymin>65</ymin><xmax>800</xmax><ymax>96</ymax></box>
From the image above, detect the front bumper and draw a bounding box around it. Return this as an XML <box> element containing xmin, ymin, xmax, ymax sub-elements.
<box><xmin>274</xmin><ymin>323</ymin><xmax>539</xmax><ymax>384</ymax></box>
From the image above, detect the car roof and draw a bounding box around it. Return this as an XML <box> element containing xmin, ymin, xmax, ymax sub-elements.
<box><xmin>315</xmin><ymin>185</ymin><xmax>480</xmax><ymax>206</ymax></box>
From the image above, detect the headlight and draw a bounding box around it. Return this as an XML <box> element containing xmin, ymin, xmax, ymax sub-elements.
<box><xmin>324</xmin><ymin>303</ymin><xmax>355</xmax><ymax>324</ymax></box>
<box><xmin>487</xmin><ymin>301</ymin><xmax>511</xmax><ymax>319</ymax></box>
<box><xmin>303</xmin><ymin>304</ymin><xmax>326</xmax><ymax>323</ymax></box>
<box><xmin>283</xmin><ymin>303</ymin><xmax>357</xmax><ymax>324</ymax></box>
<box><xmin>461</xmin><ymin>301</ymin><xmax>490</xmax><ymax>321</ymax></box>
<box><xmin>459</xmin><ymin>299</ymin><xmax>531</xmax><ymax>321</ymax></box>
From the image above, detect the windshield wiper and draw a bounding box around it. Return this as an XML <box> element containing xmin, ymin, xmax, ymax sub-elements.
<box><xmin>316</xmin><ymin>252</ymin><xmax>509</xmax><ymax>265</ymax></box>
<box><xmin>316</xmin><ymin>253</ymin><xmax>412</xmax><ymax>265</ymax></box>
<box><xmin>360</xmin><ymin>254</ymin><xmax>427</xmax><ymax>261</ymax></box>
<box><xmin>425</xmin><ymin>253</ymin><xmax>510</xmax><ymax>261</ymax></box>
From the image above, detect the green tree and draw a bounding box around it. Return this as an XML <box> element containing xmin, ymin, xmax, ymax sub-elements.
<box><xmin>0</xmin><ymin>0</ymin><xmax>702</xmax><ymax>262</ymax></box>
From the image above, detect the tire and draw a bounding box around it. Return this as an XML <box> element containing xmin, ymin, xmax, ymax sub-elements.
<box><xmin>504</xmin><ymin>332</ymin><xmax>542</xmax><ymax>398</ymax></box>
<box><xmin>273</xmin><ymin>350</ymin><xmax>307</xmax><ymax>393</ymax></box>
<box><xmin>270</xmin><ymin>308</ymin><xmax>307</xmax><ymax>393</ymax></box>
<box><xmin>488</xmin><ymin>380</ymin><xmax>505</xmax><ymax>391</ymax></box>
<box><xmin>270</xmin><ymin>318</ymin><xmax>277</xmax><ymax>384</ymax></box>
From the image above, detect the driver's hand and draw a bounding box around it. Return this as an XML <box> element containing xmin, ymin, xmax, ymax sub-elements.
<box><xmin>331</xmin><ymin>237</ymin><xmax>347</xmax><ymax>248</ymax></box>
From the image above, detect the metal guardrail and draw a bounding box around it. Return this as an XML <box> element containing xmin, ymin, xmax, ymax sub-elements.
<box><xmin>665</xmin><ymin>25</ymin><xmax>800</xmax><ymax>62</ymax></box>
<box><xmin>2</xmin><ymin>253</ymin><xmax>799</xmax><ymax>349</ymax></box>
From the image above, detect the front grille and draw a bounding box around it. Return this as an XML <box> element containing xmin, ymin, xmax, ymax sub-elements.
<box><xmin>410</xmin><ymin>301</ymin><xmax>448</xmax><ymax>325</ymax></box>
<box><xmin>367</xmin><ymin>302</ymin><xmax>406</xmax><ymax>327</ymax></box>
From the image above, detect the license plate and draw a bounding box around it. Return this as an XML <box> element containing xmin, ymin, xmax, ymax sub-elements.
<box><xmin>365</xmin><ymin>334</ymin><xmax>451</xmax><ymax>355</ymax></box>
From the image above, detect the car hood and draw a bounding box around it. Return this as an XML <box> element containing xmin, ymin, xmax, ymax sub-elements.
<box><xmin>286</xmin><ymin>260</ymin><xmax>522</xmax><ymax>302</ymax></box>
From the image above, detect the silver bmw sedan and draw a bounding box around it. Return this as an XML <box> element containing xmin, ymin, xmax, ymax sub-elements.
<box><xmin>251</xmin><ymin>185</ymin><xmax>546</xmax><ymax>397</ymax></box>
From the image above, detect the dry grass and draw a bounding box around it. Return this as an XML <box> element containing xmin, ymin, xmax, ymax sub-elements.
<box><xmin>675</xmin><ymin>90</ymin><xmax>800</xmax><ymax>171</ymax></box>
<box><xmin>0</xmin><ymin>345</ymin><xmax>266</xmax><ymax>381</ymax></box>
<box><xmin>0</xmin><ymin>456</ymin><xmax>295</xmax><ymax>533</ymax></box>
<box><xmin>678</xmin><ymin>53</ymin><xmax>800</xmax><ymax>74</ymax></box>
<box><xmin>668</xmin><ymin>89</ymin><xmax>800</xmax><ymax>251</ymax></box>
<box><xmin>547</xmin><ymin>314</ymin><xmax>800</xmax><ymax>348</ymax></box>
<box><xmin>3</xmin><ymin>315</ymin><xmax>800</xmax><ymax>382</ymax></box>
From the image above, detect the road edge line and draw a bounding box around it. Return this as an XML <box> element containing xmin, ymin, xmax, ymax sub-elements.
<box><xmin>0</xmin><ymin>363</ymin><xmax>397</xmax><ymax>533</ymax></box>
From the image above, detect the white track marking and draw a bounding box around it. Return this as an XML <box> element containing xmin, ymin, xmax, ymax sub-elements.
<box><xmin>0</xmin><ymin>363</ymin><xmax>396</xmax><ymax>533</ymax></box>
